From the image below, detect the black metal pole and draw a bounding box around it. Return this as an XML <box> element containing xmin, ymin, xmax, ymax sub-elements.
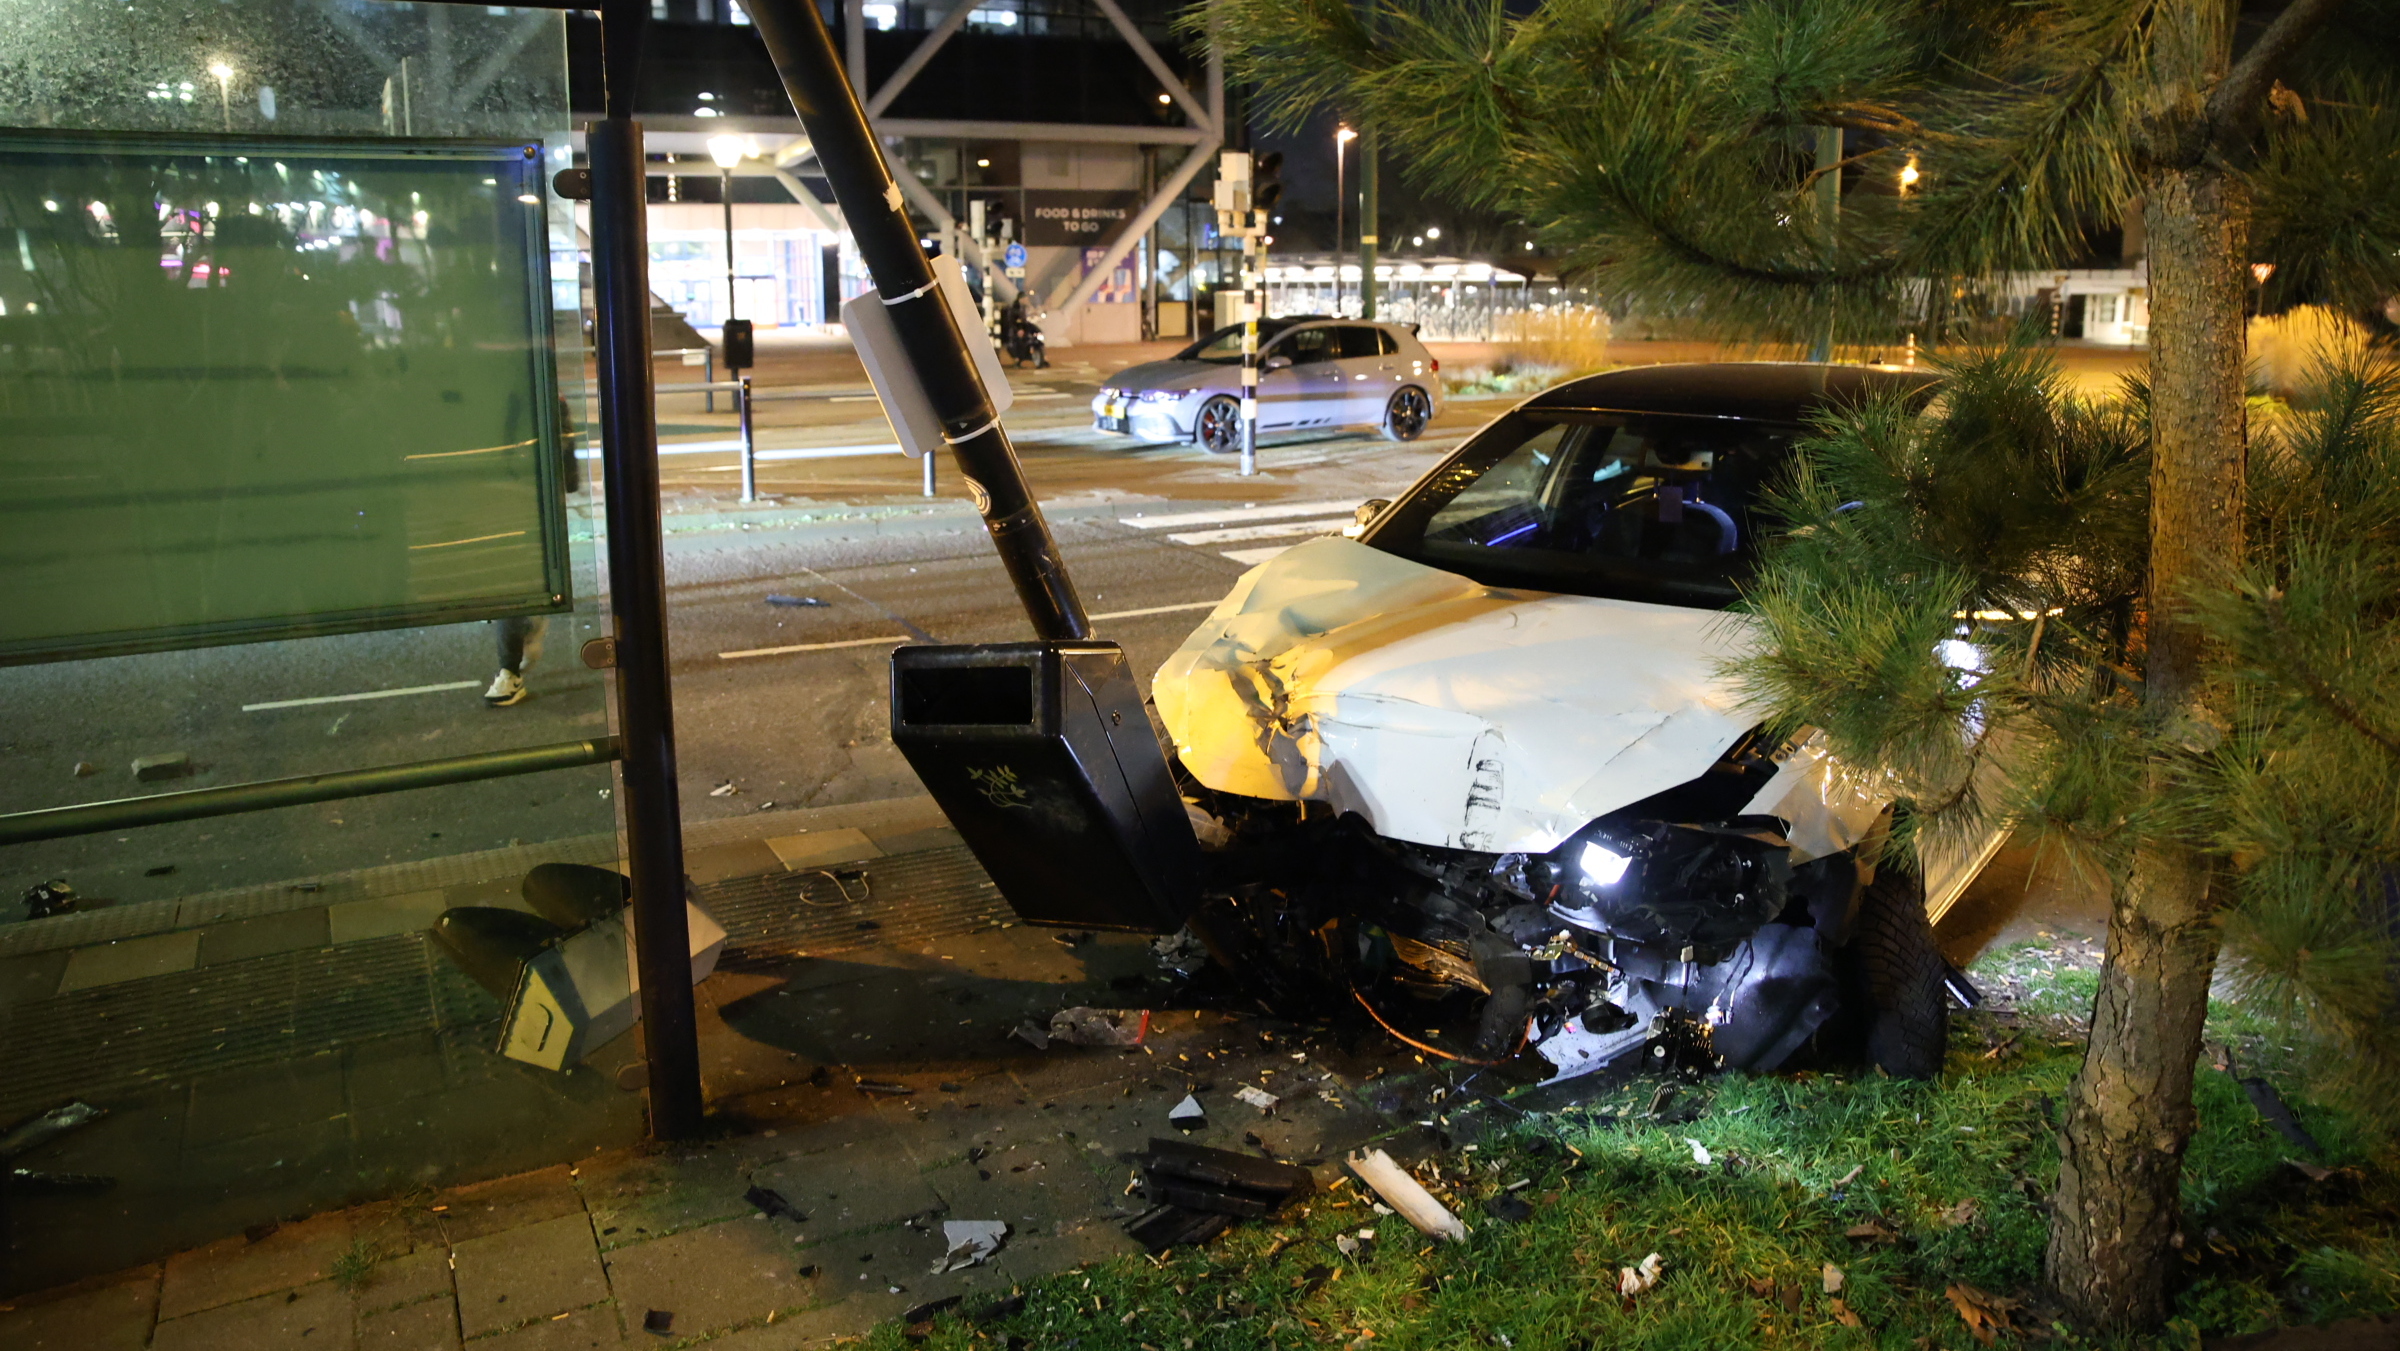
<box><xmin>592</xmin><ymin>0</ymin><xmax>705</xmax><ymax>1141</ymax></box>
<box><xmin>744</xmin><ymin>0</ymin><xmax>1088</xmax><ymax>640</ymax></box>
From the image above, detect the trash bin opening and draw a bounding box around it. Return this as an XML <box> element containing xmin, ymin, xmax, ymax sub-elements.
<box><xmin>897</xmin><ymin>664</ymin><xmax>1036</xmax><ymax>726</ymax></box>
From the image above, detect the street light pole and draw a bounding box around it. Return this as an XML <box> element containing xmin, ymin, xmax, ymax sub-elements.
<box><xmin>1358</xmin><ymin>128</ymin><xmax>1378</xmax><ymax>320</ymax></box>
<box><xmin>209</xmin><ymin>62</ymin><xmax>233</xmax><ymax>132</ymax></box>
<box><xmin>1333</xmin><ymin>126</ymin><xmax>1346</xmax><ymax>316</ymax></box>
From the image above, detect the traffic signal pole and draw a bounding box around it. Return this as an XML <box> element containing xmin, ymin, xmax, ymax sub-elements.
<box><xmin>1359</xmin><ymin>129</ymin><xmax>1379</xmax><ymax>320</ymax></box>
<box><xmin>744</xmin><ymin>0</ymin><xmax>1089</xmax><ymax>640</ymax></box>
<box><xmin>1214</xmin><ymin>151</ymin><xmax>1277</xmax><ymax>478</ymax></box>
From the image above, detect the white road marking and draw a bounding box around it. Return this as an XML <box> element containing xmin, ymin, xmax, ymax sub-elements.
<box><xmin>1220</xmin><ymin>545</ymin><xmax>1296</xmax><ymax>566</ymax></box>
<box><xmin>1165</xmin><ymin>517</ymin><xmax>1353</xmax><ymax>547</ymax></box>
<box><xmin>1089</xmin><ymin>600</ymin><xmax>1220</xmax><ymax>621</ymax></box>
<box><xmin>1122</xmin><ymin>499</ymin><xmax>1360</xmax><ymax>530</ymax></box>
<box><xmin>719</xmin><ymin>600</ymin><xmax>1223</xmax><ymax>660</ymax></box>
<box><xmin>718</xmin><ymin>634</ymin><xmax>906</xmax><ymax>660</ymax></box>
<box><xmin>244</xmin><ymin>681</ymin><xmax>482</xmax><ymax>712</ymax></box>
<box><xmin>586</xmin><ymin>441</ymin><xmax>903</xmax><ymax>460</ymax></box>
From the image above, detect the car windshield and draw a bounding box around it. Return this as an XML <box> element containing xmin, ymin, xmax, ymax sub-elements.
<box><xmin>1366</xmin><ymin>410</ymin><xmax>1801</xmax><ymax>608</ymax></box>
<box><xmin>1177</xmin><ymin>319</ymin><xmax>1304</xmax><ymax>364</ymax></box>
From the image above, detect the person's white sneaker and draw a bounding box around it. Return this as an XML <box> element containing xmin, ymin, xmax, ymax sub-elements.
<box><xmin>483</xmin><ymin>669</ymin><xmax>528</xmax><ymax>707</ymax></box>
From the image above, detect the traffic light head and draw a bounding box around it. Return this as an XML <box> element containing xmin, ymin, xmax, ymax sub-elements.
<box><xmin>1252</xmin><ymin>151</ymin><xmax>1283</xmax><ymax>211</ymax></box>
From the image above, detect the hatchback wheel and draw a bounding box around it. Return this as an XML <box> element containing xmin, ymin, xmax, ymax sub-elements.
<box><xmin>1194</xmin><ymin>395</ymin><xmax>1242</xmax><ymax>454</ymax></box>
<box><xmin>1382</xmin><ymin>386</ymin><xmax>1432</xmax><ymax>442</ymax></box>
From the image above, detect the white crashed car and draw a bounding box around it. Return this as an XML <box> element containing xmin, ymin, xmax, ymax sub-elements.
<box><xmin>1154</xmin><ymin>363</ymin><xmax>1993</xmax><ymax>1081</ymax></box>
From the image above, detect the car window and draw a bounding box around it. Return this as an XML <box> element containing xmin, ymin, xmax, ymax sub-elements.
<box><xmin>1377</xmin><ymin>329</ymin><xmax>1401</xmax><ymax>356</ymax></box>
<box><xmin>1177</xmin><ymin>319</ymin><xmax>1301</xmax><ymax>364</ymax></box>
<box><xmin>1334</xmin><ymin>326</ymin><xmax>1385</xmax><ymax>359</ymax></box>
<box><xmin>1271</xmin><ymin>326</ymin><xmax>1338</xmax><ymax>365</ymax></box>
<box><xmin>1370</xmin><ymin>410</ymin><xmax>1799</xmax><ymax>608</ymax></box>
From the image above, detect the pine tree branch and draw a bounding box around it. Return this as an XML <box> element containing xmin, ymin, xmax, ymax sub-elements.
<box><xmin>2208</xmin><ymin>0</ymin><xmax>2348</xmax><ymax>148</ymax></box>
<box><xmin>2256</xmin><ymin>592</ymin><xmax>2400</xmax><ymax>765</ymax></box>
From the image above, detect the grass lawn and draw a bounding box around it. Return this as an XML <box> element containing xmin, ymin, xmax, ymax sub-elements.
<box><xmin>865</xmin><ymin>938</ymin><xmax>2397</xmax><ymax>1350</ymax></box>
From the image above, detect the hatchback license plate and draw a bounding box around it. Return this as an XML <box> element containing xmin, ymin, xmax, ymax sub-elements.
<box><xmin>1097</xmin><ymin>416</ymin><xmax>1128</xmax><ymax>433</ymax></box>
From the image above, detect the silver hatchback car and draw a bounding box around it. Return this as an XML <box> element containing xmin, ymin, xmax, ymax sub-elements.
<box><xmin>1091</xmin><ymin>317</ymin><xmax>1443</xmax><ymax>452</ymax></box>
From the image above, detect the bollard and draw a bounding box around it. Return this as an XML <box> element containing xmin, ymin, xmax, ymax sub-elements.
<box><xmin>738</xmin><ymin>375</ymin><xmax>757</xmax><ymax>502</ymax></box>
<box><xmin>922</xmin><ymin>445</ymin><xmax>936</xmax><ymax>498</ymax></box>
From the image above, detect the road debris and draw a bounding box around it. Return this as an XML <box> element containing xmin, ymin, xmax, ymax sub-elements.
<box><xmin>1822</xmin><ymin>1263</ymin><xmax>1844</xmax><ymax>1294</ymax></box>
<box><xmin>642</xmin><ymin>1309</ymin><xmax>674</xmax><ymax>1334</ymax></box>
<box><xmin>1346</xmin><ymin>1149</ymin><xmax>1465</xmax><ymax>1242</ymax></box>
<box><xmin>932</xmin><ymin>1220</ymin><xmax>1009</xmax><ymax>1273</ymax></box>
<box><xmin>1234</xmin><ymin>1085</ymin><xmax>1280</xmax><ymax>1114</ymax></box>
<box><xmin>1010</xmin><ymin>1020</ymin><xmax>1051</xmax><ymax>1051</ymax></box>
<box><xmin>1167</xmin><ymin>1094</ymin><xmax>1206</xmax><ymax>1130</ymax></box>
<box><xmin>744</xmin><ymin>1185</ymin><xmax>807</xmax><ymax>1223</ymax></box>
<box><xmin>2240</xmin><ymin>1076</ymin><xmax>2323</xmax><ymax>1154</ymax></box>
<box><xmin>709</xmin><ymin>782</ymin><xmax>740</xmax><ymax>797</ymax></box>
<box><xmin>1124</xmin><ymin>1138</ymin><xmax>1314</xmax><ymax>1252</ymax></box>
<box><xmin>19</xmin><ymin>878</ymin><xmax>81</xmax><ymax>921</ymax></box>
<box><xmin>1618</xmin><ymin>1252</ymin><xmax>1665</xmax><ymax>1297</ymax></box>
<box><xmin>1684</xmin><ymin>1138</ymin><xmax>1713</xmax><ymax>1166</ymax></box>
<box><xmin>765</xmin><ymin>594</ymin><xmax>829</xmax><ymax>607</ymax></box>
<box><xmin>1047</xmin><ymin>1007</ymin><xmax>1149</xmax><ymax>1047</ymax></box>
<box><xmin>132</xmin><ymin>753</ymin><xmax>194</xmax><ymax>782</ymax></box>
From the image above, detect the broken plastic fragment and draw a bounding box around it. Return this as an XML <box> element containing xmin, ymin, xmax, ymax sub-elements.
<box><xmin>932</xmin><ymin>1220</ymin><xmax>1009</xmax><ymax>1273</ymax></box>
<box><xmin>1047</xmin><ymin>1007</ymin><xmax>1150</xmax><ymax>1047</ymax></box>
<box><xmin>1821</xmin><ymin>1262</ymin><xmax>1844</xmax><ymax>1294</ymax></box>
<box><xmin>1168</xmin><ymin>1094</ymin><xmax>1206</xmax><ymax>1129</ymax></box>
<box><xmin>1684</xmin><ymin>1138</ymin><xmax>1712</xmax><ymax>1166</ymax></box>
<box><xmin>1234</xmin><ymin>1085</ymin><xmax>1280</xmax><ymax>1114</ymax></box>
<box><xmin>1617</xmin><ymin>1252</ymin><xmax>1664</xmax><ymax>1297</ymax></box>
<box><xmin>1346</xmin><ymin>1149</ymin><xmax>1465</xmax><ymax>1242</ymax></box>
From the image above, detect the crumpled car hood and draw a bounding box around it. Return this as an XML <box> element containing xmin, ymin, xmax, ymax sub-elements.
<box><xmin>1153</xmin><ymin>537</ymin><xmax>1773</xmax><ymax>854</ymax></box>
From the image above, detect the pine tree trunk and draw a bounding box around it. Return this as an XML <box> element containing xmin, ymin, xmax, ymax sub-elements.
<box><xmin>2043</xmin><ymin>162</ymin><xmax>2246</xmax><ymax>1329</ymax></box>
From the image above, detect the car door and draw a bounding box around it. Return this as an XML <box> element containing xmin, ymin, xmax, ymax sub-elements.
<box><xmin>1332</xmin><ymin>324</ymin><xmax>1398</xmax><ymax>424</ymax></box>
<box><xmin>1259</xmin><ymin>324</ymin><xmax>1343</xmax><ymax>429</ymax></box>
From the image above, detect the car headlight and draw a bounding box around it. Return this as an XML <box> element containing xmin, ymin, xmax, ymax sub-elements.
<box><xmin>1578</xmin><ymin>840</ymin><xmax>1632</xmax><ymax>886</ymax></box>
<box><xmin>1134</xmin><ymin>389</ymin><xmax>1182</xmax><ymax>404</ymax></box>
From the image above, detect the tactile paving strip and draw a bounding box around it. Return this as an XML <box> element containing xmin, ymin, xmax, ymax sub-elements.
<box><xmin>0</xmin><ymin>846</ymin><xmax>1005</xmax><ymax>1118</ymax></box>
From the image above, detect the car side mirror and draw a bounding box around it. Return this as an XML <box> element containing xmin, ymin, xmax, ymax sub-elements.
<box><xmin>1263</xmin><ymin>354</ymin><xmax>1293</xmax><ymax>372</ymax></box>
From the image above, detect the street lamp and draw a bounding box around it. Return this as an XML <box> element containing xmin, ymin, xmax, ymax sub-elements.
<box><xmin>707</xmin><ymin>135</ymin><xmax>747</xmax><ymax>328</ymax></box>
<box><xmin>208</xmin><ymin>61</ymin><xmax>234</xmax><ymax>131</ymax></box>
<box><xmin>1334</xmin><ymin>124</ymin><xmax>1356</xmax><ymax>315</ymax></box>
<box><xmin>1898</xmin><ymin>155</ymin><xmax>1921</xmax><ymax>195</ymax></box>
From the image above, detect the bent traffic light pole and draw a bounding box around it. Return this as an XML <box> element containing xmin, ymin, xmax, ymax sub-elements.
<box><xmin>744</xmin><ymin>0</ymin><xmax>1091</xmax><ymax>642</ymax></box>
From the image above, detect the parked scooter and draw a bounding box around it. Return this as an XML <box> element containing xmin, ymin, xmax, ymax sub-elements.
<box><xmin>1000</xmin><ymin>300</ymin><xmax>1048</xmax><ymax>369</ymax></box>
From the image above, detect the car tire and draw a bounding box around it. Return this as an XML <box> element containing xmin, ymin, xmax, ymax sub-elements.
<box><xmin>1194</xmin><ymin>395</ymin><xmax>1242</xmax><ymax>454</ymax></box>
<box><xmin>1838</xmin><ymin>864</ymin><xmax>1949</xmax><ymax>1078</ymax></box>
<box><xmin>1381</xmin><ymin>386</ymin><xmax>1432</xmax><ymax>441</ymax></box>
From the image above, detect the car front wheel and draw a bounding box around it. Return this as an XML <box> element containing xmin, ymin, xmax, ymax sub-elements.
<box><xmin>1381</xmin><ymin>386</ymin><xmax>1432</xmax><ymax>441</ymax></box>
<box><xmin>1193</xmin><ymin>395</ymin><xmax>1242</xmax><ymax>454</ymax></box>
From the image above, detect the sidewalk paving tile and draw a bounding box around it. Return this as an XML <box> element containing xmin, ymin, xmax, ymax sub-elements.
<box><xmin>432</xmin><ymin>1165</ymin><xmax>584</xmax><ymax>1243</ymax></box>
<box><xmin>451</xmin><ymin>1214</ymin><xmax>608</xmax><ymax>1339</ymax></box>
<box><xmin>466</xmin><ymin>1304</ymin><xmax>624</xmax><ymax>1350</ymax></box>
<box><xmin>153</xmin><ymin>1279</ymin><xmax>356</xmax><ymax>1351</ymax></box>
<box><xmin>328</xmin><ymin>892</ymin><xmax>451</xmax><ymax>946</ymax></box>
<box><xmin>198</xmin><ymin>909</ymin><xmax>331</xmax><ymax>966</ymax></box>
<box><xmin>159</xmin><ymin>1211</ymin><xmax>354</xmax><ymax>1320</ymax></box>
<box><xmin>598</xmin><ymin>1217</ymin><xmax>817</xmax><ymax>1340</ymax></box>
<box><xmin>351</xmin><ymin>1246</ymin><xmax>454</xmax><ymax>1315</ymax></box>
<box><xmin>0</xmin><ymin>1265</ymin><xmax>159</xmax><ymax>1350</ymax></box>
<box><xmin>57</xmin><ymin>930</ymin><xmax>201</xmax><ymax>993</ymax></box>
<box><xmin>685</xmin><ymin>842</ymin><xmax>784</xmax><ymax>886</ymax></box>
<box><xmin>579</xmin><ymin>1147</ymin><xmax>771</xmax><ymax>1250</ymax></box>
<box><xmin>0</xmin><ymin>949</ymin><xmax>69</xmax><ymax>1009</ymax></box>
<box><xmin>748</xmin><ymin>1143</ymin><xmax>948</xmax><ymax>1239</ymax></box>
<box><xmin>357</xmin><ymin>1292</ymin><xmax>461</xmax><ymax>1349</ymax></box>
<box><xmin>345</xmin><ymin>1031</ymin><xmax>454</xmax><ymax>1114</ymax></box>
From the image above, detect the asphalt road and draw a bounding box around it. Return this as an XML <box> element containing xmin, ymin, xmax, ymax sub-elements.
<box><xmin>0</xmin><ymin>345</ymin><xmax>1491</xmax><ymax>916</ymax></box>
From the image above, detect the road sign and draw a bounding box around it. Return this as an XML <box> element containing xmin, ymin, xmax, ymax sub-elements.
<box><xmin>1003</xmin><ymin>241</ymin><xmax>1027</xmax><ymax>269</ymax></box>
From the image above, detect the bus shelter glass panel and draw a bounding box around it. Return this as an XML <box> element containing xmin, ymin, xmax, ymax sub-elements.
<box><xmin>0</xmin><ymin>1</ymin><xmax>647</xmax><ymax>1301</ymax></box>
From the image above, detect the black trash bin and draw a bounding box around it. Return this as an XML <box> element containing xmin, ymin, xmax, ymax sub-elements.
<box><xmin>890</xmin><ymin>641</ymin><xmax>1199</xmax><ymax>933</ymax></box>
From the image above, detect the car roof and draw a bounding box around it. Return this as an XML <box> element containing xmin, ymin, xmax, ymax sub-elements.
<box><xmin>1524</xmin><ymin>362</ymin><xmax>1939</xmax><ymax>421</ymax></box>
